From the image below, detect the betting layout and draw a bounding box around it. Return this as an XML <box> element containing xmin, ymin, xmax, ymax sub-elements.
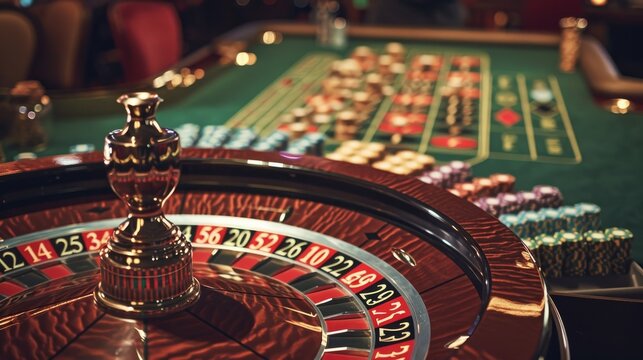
<box><xmin>203</xmin><ymin>42</ymin><xmax>581</xmax><ymax>166</ymax></box>
<box><xmin>0</xmin><ymin>216</ymin><xmax>430</xmax><ymax>359</ymax></box>
<box><xmin>490</xmin><ymin>75</ymin><xmax>581</xmax><ymax>164</ymax></box>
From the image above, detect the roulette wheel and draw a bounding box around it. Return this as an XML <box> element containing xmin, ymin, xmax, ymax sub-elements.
<box><xmin>0</xmin><ymin>93</ymin><xmax>556</xmax><ymax>359</ymax></box>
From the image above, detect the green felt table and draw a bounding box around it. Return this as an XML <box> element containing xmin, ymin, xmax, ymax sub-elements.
<box><xmin>4</xmin><ymin>23</ymin><xmax>643</xmax><ymax>264</ymax></box>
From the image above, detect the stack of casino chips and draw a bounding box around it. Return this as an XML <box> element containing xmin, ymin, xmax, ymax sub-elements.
<box><xmin>222</xmin><ymin>128</ymin><xmax>258</xmax><ymax>149</ymax></box>
<box><xmin>285</xmin><ymin>132</ymin><xmax>325</xmax><ymax>155</ymax></box>
<box><xmin>334</xmin><ymin>110</ymin><xmax>361</xmax><ymax>141</ymax></box>
<box><xmin>585</xmin><ymin>230</ymin><xmax>611</xmax><ymax>276</ymax></box>
<box><xmin>297</xmin><ymin>47</ymin><xmax>406</xmax><ymax>141</ymax></box>
<box><xmin>372</xmin><ymin>150</ymin><xmax>435</xmax><ymax>176</ymax></box>
<box><xmin>175</xmin><ymin>123</ymin><xmax>201</xmax><ymax>147</ymax></box>
<box><xmin>533</xmin><ymin>185</ymin><xmax>564</xmax><ymax>208</ymax></box>
<box><xmin>534</xmin><ymin>234</ymin><xmax>564</xmax><ymax>278</ymax></box>
<box><xmin>179</xmin><ymin>124</ymin><xmax>258</xmax><ymax>149</ymax></box>
<box><xmin>605</xmin><ymin>227</ymin><xmax>634</xmax><ymax>274</ymax></box>
<box><xmin>443</xmin><ymin>173</ymin><xmax>515</xmax><ymax>200</ymax></box>
<box><xmin>325</xmin><ymin>140</ymin><xmax>386</xmax><ymax>165</ymax></box>
<box><xmin>520</xmin><ymin>227</ymin><xmax>634</xmax><ymax>278</ymax></box>
<box><xmin>585</xmin><ymin>228</ymin><xmax>635</xmax><ymax>276</ymax></box>
<box><xmin>171</xmin><ymin>123</ymin><xmax>328</xmax><ymax>155</ymax></box>
<box><xmin>558</xmin><ymin>231</ymin><xmax>587</xmax><ymax>277</ymax></box>
<box><xmin>195</xmin><ymin>126</ymin><xmax>231</xmax><ymax>148</ymax></box>
<box><xmin>575</xmin><ymin>203</ymin><xmax>601</xmax><ymax>230</ymax></box>
<box><xmin>500</xmin><ymin>202</ymin><xmax>600</xmax><ymax>239</ymax></box>
<box><xmin>418</xmin><ymin>160</ymin><xmax>471</xmax><ymax>188</ymax></box>
<box><xmin>325</xmin><ymin>142</ymin><xmax>436</xmax><ymax>175</ymax></box>
<box><xmin>418</xmin><ymin>167</ymin><xmax>565</xmax><ymax>220</ymax></box>
<box><xmin>473</xmin><ymin>185</ymin><xmax>563</xmax><ymax>217</ymax></box>
<box><xmin>252</xmin><ymin>131</ymin><xmax>290</xmax><ymax>152</ymax></box>
<box><xmin>559</xmin><ymin>17</ymin><xmax>586</xmax><ymax>72</ymax></box>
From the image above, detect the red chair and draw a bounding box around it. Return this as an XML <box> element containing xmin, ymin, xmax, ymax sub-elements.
<box><xmin>521</xmin><ymin>0</ymin><xmax>584</xmax><ymax>32</ymax></box>
<box><xmin>29</xmin><ymin>0</ymin><xmax>90</xmax><ymax>89</ymax></box>
<box><xmin>109</xmin><ymin>1</ymin><xmax>182</xmax><ymax>82</ymax></box>
<box><xmin>0</xmin><ymin>5</ymin><xmax>37</xmax><ymax>88</ymax></box>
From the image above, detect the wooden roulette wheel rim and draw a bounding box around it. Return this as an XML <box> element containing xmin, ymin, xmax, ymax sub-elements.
<box><xmin>0</xmin><ymin>149</ymin><xmax>550</xmax><ymax>359</ymax></box>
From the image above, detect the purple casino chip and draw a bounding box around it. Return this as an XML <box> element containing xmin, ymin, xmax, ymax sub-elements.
<box><xmin>438</xmin><ymin>165</ymin><xmax>456</xmax><ymax>188</ymax></box>
<box><xmin>473</xmin><ymin>198</ymin><xmax>489</xmax><ymax>212</ymax></box>
<box><xmin>448</xmin><ymin>160</ymin><xmax>471</xmax><ymax>182</ymax></box>
<box><xmin>418</xmin><ymin>175</ymin><xmax>435</xmax><ymax>186</ymax></box>
<box><xmin>498</xmin><ymin>192</ymin><xmax>520</xmax><ymax>214</ymax></box>
<box><xmin>483</xmin><ymin>197</ymin><xmax>502</xmax><ymax>217</ymax></box>
<box><xmin>533</xmin><ymin>185</ymin><xmax>563</xmax><ymax>208</ymax></box>
<box><xmin>426</xmin><ymin>170</ymin><xmax>445</xmax><ymax>188</ymax></box>
<box><xmin>517</xmin><ymin>191</ymin><xmax>539</xmax><ymax>211</ymax></box>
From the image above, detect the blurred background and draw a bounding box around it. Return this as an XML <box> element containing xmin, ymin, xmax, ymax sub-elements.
<box><xmin>0</xmin><ymin>0</ymin><xmax>642</xmax><ymax>90</ymax></box>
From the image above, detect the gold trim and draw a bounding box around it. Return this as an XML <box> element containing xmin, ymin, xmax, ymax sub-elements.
<box><xmin>469</xmin><ymin>55</ymin><xmax>492</xmax><ymax>166</ymax></box>
<box><xmin>517</xmin><ymin>74</ymin><xmax>538</xmax><ymax>161</ymax></box>
<box><xmin>225</xmin><ymin>54</ymin><xmax>329</xmax><ymax>129</ymax></box>
<box><xmin>548</xmin><ymin>76</ymin><xmax>582</xmax><ymax>163</ymax></box>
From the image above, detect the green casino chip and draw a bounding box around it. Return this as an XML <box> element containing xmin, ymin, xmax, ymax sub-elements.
<box><xmin>501</xmin><ymin>214</ymin><xmax>526</xmax><ymax>238</ymax></box>
<box><xmin>557</xmin><ymin>206</ymin><xmax>580</xmax><ymax>232</ymax></box>
<box><xmin>540</xmin><ymin>208</ymin><xmax>563</xmax><ymax>234</ymax></box>
<box><xmin>575</xmin><ymin>203</ymin><xmax>601</xmax><ymax>232</ymax></box>
<box><xmin>499</xmin><ymin>214</ymin><xmax>517</xmax><ymax>227</ymax></box>
<box><xmin>556</xmin><ymin>231</ymin><xmax>586</xmax><ymax>277</ymax></box>
<box><xmin>605</xmin><ymin>227</ymin><xmax>634</xmax><ymax>274</ymax></box>
<box><xmin>520</xmin><ymin>211</ymin><xmax>544</xmax><ymax>238</ymax></box>
<box><xmin>536</xmin><ymin>234</ymin><xmax>563</xmax><ymax>278</ymax></box>
<box><xmin>585</xmin><ymin>230</ymin><xmax>611</xmax><ymax>276</ymax></box>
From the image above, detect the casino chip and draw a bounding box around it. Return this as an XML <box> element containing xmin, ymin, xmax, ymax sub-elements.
<box><xmin>604</xmin><ymin>227</ymin><xmax>634</xmax><ymax>274</ymax></box>
<box><xmin>69</xmin><ymin>144</ymin><xmax>95</xmax><ymax>154</ymax></box>
<box><xmin>585</xmin><ymin>230</ymin><xmax>611</xmax><ymax>276</ymax></box>
<box><xmin>557</xmin><ymin>231</ymin><xmax>587</xmax><ymax>277</ymax></box>
<box><xmin>14</xmin><ymin>152</ymin><xmax>37</xmax><ymax>160</ymax></box>
<box><xmin>537</xmin><ymin>234</ymin><xmax>563</xmax><ymax>278</ymax></box>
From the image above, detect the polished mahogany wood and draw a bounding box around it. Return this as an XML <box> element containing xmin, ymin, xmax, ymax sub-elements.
<box><xmin>0</xmin><ymin>149</ymin><xmax>548</xmax><ymax>359</ymax></box>
<box><xmin>0</xmin><ymin>278</ymin><xmax>102</xmax><ymax>359</ymax></box>
<box><xmin>184</xmin><ymin>149</ymin><xmax>548</xmax><ymax>359</ymax></box>
<box><xmin>422</xmin><ymin>275</ymin><xmax>481</xmax><ymax>359</ymax></box>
